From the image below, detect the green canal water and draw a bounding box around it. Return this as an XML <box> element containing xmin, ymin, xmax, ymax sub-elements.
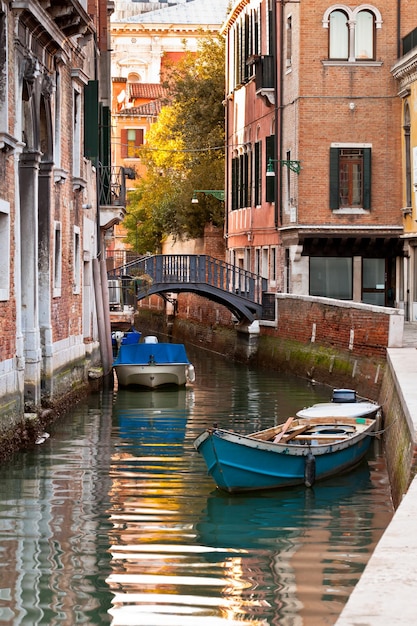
<box><xmin>0</xmin><ymin>347</ymin><xmax>393</xmax><ymax>625</ymax></box>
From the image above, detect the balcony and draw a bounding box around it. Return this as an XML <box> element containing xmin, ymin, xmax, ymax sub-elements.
<box><xmin>98</xmin><ymin>164</ymin><xmax>134</xmax><ymax>229</ymax></box>
<box><xmin>254</xmin><ymin>56</ymin><xmax>275</xmax><ymax>106</ymax></box>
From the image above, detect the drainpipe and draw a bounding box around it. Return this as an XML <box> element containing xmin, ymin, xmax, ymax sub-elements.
<box><xmin>224</xmin><ymin>35</ymin><xmax>230</xmax><ymax>260</ymax></box>
<box><xmin>274</xmin><ymin>0</ymin><xmax>284</xmax><ymax>229</ymax></box>
<box><xmin>397</xmin><ymin>0</ymin><xmax>401</xmax><ymax>59</ymax></box>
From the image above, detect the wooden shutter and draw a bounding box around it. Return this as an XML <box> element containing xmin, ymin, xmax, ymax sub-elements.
<box><xmin>232</xmin><ymin>157</ymin><xmax>238</xmax><ymax>210</ymax></box>
<box><xmin>121</xmin><ymin>129</ymin><xmax>127</xmax><ymax>158</ymax></box>
<box><xmin>363</xmin><ymin>147</ymin><xmax>371</xmax><ymax>209</ymax></box>
<box><xmin>265</xmin><ymin>135</ymin><xmax>275</xmax><ymax>203</ymax></box>
<box><xmin>84</xmin><ymin>80</ymin><xmax>99</xmax><ymax>160</ymax></box>
<box><xmin>329</xmin><ymin>147</ymin><xmax>339</xmax><ymax>209</ymax></box>
<box><xmin>254</xmin><ymin>141</ymin><xmax>260</xmax><ymax>205</ymax></box>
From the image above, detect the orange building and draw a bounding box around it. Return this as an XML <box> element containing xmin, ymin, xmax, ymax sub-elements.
<box><xmin>108</xmin><ymin>0</ymin><xmax>229</xmax><ymax>263</ymax></box>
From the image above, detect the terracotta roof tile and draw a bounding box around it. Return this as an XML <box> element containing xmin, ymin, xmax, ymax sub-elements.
<box><xmin>129</xmin><ymin>83</ymin><xmax>167</xmax><ymax>99</ymax></box>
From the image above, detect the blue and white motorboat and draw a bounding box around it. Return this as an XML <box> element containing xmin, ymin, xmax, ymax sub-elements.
<box><xmin>194</xmin><ymin>390</ymin><xmax>379</xmax><ymax>493</ymax></box>
<box><xmin>113</xmin><ymin>336</ymin><xmax>195</xmax><ymax>389</ymax></box>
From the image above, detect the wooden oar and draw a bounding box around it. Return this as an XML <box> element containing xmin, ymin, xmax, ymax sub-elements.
<box><xmin>273</xmin><ymin>417</ymin><xmax>295</xmax><ymax>443</ymax></box>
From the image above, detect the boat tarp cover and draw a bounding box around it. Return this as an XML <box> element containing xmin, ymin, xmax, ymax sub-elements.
<box><xmin>114</xmin><ymin>343</ymin><xmax>190</xmax><ymax>365</ymax></box>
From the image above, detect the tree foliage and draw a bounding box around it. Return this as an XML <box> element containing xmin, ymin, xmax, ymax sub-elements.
<box><xmin>125</xmin><ymin>35</ymin><xmax>225</xmax><ymax>253</ymax></box>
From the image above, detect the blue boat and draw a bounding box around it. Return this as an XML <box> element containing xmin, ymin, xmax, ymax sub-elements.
<box><xmin>113</xmin><ymin>336</ymin><xmax>195</xmax><ymax>389</ymax></box>
<box><xmin>194</xmin><ymin>392</ymin><xmax>379</xmax><ymax>493</ymax></box>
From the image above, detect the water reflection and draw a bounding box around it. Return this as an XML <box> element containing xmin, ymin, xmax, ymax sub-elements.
<box><xmin>0</xmin><ymin>349</ymin><xmax>393</xmax><ymax>626</ymax></box>
<box><xmin>106</xmin><ymin>376</ymin><xmax>392</xmax><ymax>626</ymax></box>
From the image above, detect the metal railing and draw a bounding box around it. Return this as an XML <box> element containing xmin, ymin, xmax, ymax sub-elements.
<box><xmin>98</xmin><ymin>164</ymin><xmax>128</xmax><ymax>207</ymax></box>
<box><xmin>109</xmin><ymin>254</ymin><xmax>267</xmax><ymax>307</ymax></box>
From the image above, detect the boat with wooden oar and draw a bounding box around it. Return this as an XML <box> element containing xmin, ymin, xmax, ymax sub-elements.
<box><xmin>193</xmin><ymin>389</ymin><xmax>380</xmax><ymax>493</ymax></box>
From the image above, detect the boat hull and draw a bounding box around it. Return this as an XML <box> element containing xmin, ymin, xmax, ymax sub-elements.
<box><xmin>113</xmin><ymin>340</ymin><xmax>195</xmax><ymax>389</ymax></box>
<box><xmin>114</xmin><ymin>363</ymin><xmax>193</xmax><ymax>389</ymax></box>
<box><xmin>194</xmin><ymin>418</ymin><xmax>376</xmax><ymax>493</ymax></box>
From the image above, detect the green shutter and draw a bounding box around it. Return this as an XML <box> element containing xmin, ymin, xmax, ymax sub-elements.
<box><xmin>84</xmin><ymin>80</ymin><xmax>99</xmax><ymax>161</ymax></box>
<box><xmin>363</xmin><ymin>148</ymin><xmax>371</xmax><ymax>209</ymax></box>
<box><xmin>254</xmin><ymin>142</ymin><xmax>260</xmax><ymax>205</ymax></box>
<box><xmin>231</xmin><ymin>158</ymin><xmax>237</xmax><ymax>210</ymax></box>
<box><xmin>265</xmin><ymin>135</ymin><xmax>275</xmax><ymax>203</ymax></box>
<box><xmin>329</xmin><ymin>147</ymin><xmax>339</xmax><ymax>209</ymax></box>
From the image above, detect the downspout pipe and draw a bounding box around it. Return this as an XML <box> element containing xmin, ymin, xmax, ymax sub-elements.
<box><xmin>274</xmin><ymin>0</ymin><xmax>284</xmax><ymax>228</ymax></box>
<box><xmin>397</xmin><ymin>0</ymin><xmax>401</xmax><ymax>59</ymax></box>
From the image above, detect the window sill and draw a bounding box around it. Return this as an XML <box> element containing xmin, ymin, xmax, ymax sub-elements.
<box><xmin>54</xmin><ymin>168</ymin><xmax>68</xmax><ymax>184</ymax></box>
<box><xmin>322</xmin><ymin>60</ymin><xmax>383</xmax><ymax>67</ymax></box>
<box><xmin>0</xmin><ymin>132</ymin><xmax>18</xmax><ymax>153</ymax></box>
<box><xmin>332</xmin><ymin>208</ymin><xmax>370</xmax><ymax>215</ymax></box>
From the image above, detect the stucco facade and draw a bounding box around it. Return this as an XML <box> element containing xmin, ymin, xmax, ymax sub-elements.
<box><xmin>392</xmin><ymin>28</ymin><xmax>417</xmax><ymax>321</ymax></box>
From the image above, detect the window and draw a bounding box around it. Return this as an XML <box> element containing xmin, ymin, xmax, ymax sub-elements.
<box><xmin>73</xmin><ymin>88</ymin><xmax>81</xmax><ymax>176</ymax></box>
<box><xmin>265</xmin><ymin>134</ymin><xmax>275</xmax><ymax>203</ymax></box>
<box><xmin>254</xmin><ymin>141</ymin><xmax>262</xmax><ymax>206</ymax></box>
<box><xmin>0</xmin><ymin>12</ymin><xmax>7</xmax><ymax>134</ymax></box>
<box><xmin>0</xmin><ymin>199</ymin><xmax>10</xmax><ymax>301</ymax></box>
<box><xmin>323</xmin><ymin>6</ymin><xmax>382</xmax><ymax>62</ymax></box>
<box><xmin>53</xmin><ymin>221</ymin><xmax>62</xmax><ymax>297</ymax></box>
<box><xmin>310</xmin><ymin>257</ymin><xmax>352</xmax><ymax>299</ymax></box>
<box><xmin>232</xmin><ymin>6</ymin><xmax>261</xmax><ymax>88</ymax></box>
<box><xmin>270</xmin><ymin>246</ymin><xmax>277</xmax><ymax>283</ymax></box>
<box><xmin>73</xmin><ymin>227</ymin><xmax>80</xmax><ymax>294</ymax></box>
<box><xmin>231</xmin><ymin>152</ymin><xmax>250</xmax><ymax>210</ymax></box>
<box><xmin>286</xmin><ymin>16</ymin><xmax>292</xmax><ymax>67</ymax></box>
<box><xmin>362</xmin><ymin>258</ymin><xmax>385</xmax><ymax>305</ymax></box>
<box><xmin>329</xmin><ymin>10</ymin><xmax>348</xmax><ymax>59</ymax></box>
<box><xmin>330</xmin><ymin>146</ymin><xmax>371</xmax><ymax>210</ymax></box>
<box><xmin>121</xmin><ymin>128</ymin><xmax>144</xmax><ymax>158</ymax></box>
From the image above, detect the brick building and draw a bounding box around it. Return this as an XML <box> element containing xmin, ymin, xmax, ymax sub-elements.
<box><xmin>223</xmin><ymin>1</ymin><xmax>416</xmax><ymax>310</ymax></box>
<box><xmin>0</xmin><ymin>0</ymin><xmax>123</xmax><ymax>429</ymax></box>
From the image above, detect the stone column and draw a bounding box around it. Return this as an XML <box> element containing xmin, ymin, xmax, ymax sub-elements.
<box><xmin>19</xmin><ymin>150</ymin><xmax>42</xmax><ymax>407</ymax></box>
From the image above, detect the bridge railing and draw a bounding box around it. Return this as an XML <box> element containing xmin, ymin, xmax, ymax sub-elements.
<box><xmin>108</xmin><ymin>254</ymin><xmax>267</xmax><ymax>305</ymax></box>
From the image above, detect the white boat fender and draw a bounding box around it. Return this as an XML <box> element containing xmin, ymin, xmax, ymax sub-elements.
<box><xmin>304</xmin><ymin>451</ymin><xmax>316</xmax><ymax>487</ymax></box>
<box><xmin>187</xmin><ymin>363</ymin><xmax>196</xmax><ymax>383</ymax></box>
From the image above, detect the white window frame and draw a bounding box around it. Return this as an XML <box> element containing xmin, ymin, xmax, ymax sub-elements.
<box><xmin>0</xmin><ymin>199</ymin><xmax>10</xmax><ymax>300</ymax></box>
<box><xmin>73</xmin><ymin>226</ymin><xmax>81</xmax><ymax>294</ymax></box>
<box><xmin>53</xmin><ymin>221</ymin><xmax>62</xmax><ymax>297</ymax></box>
<box><xmin>322</xmin><ymin>5</ymin><xmax>383</xmax><ymax>64</ymax></box>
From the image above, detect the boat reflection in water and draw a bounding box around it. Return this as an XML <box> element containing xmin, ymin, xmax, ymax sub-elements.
<box><xmin>106</xmin><ymin>386</ymin><xmax>390</xmax><ymax>626</ymax></box>
<box><xmin>114</xmin><ymin>388</ymin><xmax>192</xmax><ymax>450</ymax></box>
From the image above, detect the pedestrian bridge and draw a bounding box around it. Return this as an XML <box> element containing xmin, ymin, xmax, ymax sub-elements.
<box><xmin>108</xmin><ymin>254</ymin><xmax>270</xmax><ymax>323</ymax></box>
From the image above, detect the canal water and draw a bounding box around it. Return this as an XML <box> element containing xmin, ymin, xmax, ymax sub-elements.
<box><xmin>0</xmin><ymin>346</ymin><xmax>393</xmax><ymax>625</ymax></box>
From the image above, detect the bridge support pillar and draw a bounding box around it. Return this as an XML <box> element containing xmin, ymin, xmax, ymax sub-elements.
<box><xmin>235</xmin><ymin>320</ymin><xmax>260</xmax><ymax>361</ymax></box>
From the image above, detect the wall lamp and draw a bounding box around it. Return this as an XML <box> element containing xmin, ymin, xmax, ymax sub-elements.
<box><xmin>191</xmin><ymin>189</ymin><xmax>225</xmax><ymax>204</ymax></box>
<box><xmin>266</xmin><ymin>157</ymin><xmax>301</xmax><ymax>176</ymax></box>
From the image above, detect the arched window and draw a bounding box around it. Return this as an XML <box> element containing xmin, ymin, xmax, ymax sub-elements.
<box><xmin>324</xmin><ymin>5</ymin><xmax>381</xmax><ymax>62</ymax></box>
<box><xmin>329</xmin><ymin>10</ymin><xmax>348</xmax><ymax>59</ymax></box>
<box><xmin>355</xmin><ymin>10</ymin><xmax>375</xmax><ymax>59</ymax></box>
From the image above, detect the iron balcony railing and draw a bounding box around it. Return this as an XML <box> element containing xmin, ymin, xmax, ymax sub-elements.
<box><xmin>98</xmin><ymin>164</ymin><xmax>135</xmax><ymax>208</ymax></box>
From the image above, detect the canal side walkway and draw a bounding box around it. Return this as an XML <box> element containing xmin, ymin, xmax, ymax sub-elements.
<box><xmin>335</xmin><ymin>322</ymin><xmax>417</xmax><ymax>625</ymax></box>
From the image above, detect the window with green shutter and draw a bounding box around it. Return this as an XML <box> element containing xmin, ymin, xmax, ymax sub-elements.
<box><xmin>265</xmin><ymin>134</ymin><xmax>275</xmax><ymax>203</ymax></box>
<box><xmin>329</xmin><ymin>146</ymin><xmax>371</xmax><ymax>210</ymax></box>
